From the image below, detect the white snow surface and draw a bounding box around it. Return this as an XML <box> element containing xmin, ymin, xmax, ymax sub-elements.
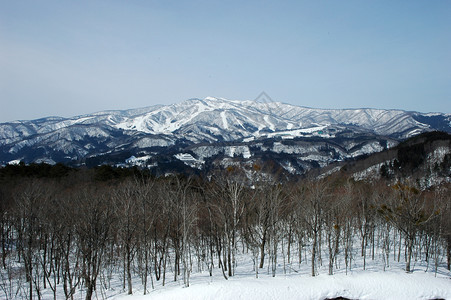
<box><xmin>14</xmin><ymin>234</ymin><xmax>451</xmax><ymax>300</ymax></box>
<box><xmin>85</xmin><ymin>97</ymin><xmax>442</xmax><ymax>138</ymax></box>
<box><xmin>109</xmin><ymin>236</ymin><xmax>451</xmax><ymax>300</ymax></box>
<box><xmin>118</xmin><ymin>273</ymin><xmax>450</xmax><ymax>300</ymax></box>
<box><xmin>7</xmin><ymin>159</ymin><xmax>22</xmax><ymax>165</ymax></box>
<box><xmin>114</xmin><ymin>266</ymin><xmax>451</xmax><ymax>300</ymax></box>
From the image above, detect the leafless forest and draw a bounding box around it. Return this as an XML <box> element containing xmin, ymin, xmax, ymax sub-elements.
<box><xmin>0</xmin><ymin>165</ymin><xmax>450</xmax><ymax>300</ymax></box>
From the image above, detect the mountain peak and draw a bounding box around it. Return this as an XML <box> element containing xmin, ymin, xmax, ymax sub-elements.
<box><xmin>204</xmin><ymin>96</ymin><xmax>220</xmax><ymax>101</ymax></box>
<box><xmin>1</xmin><ymin>97</ymin><xmax>450</xmax><ymax>167</ymax></box>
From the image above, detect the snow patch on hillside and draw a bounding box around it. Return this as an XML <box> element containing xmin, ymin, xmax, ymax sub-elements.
<box><xmin>350</xmin><ymin>142</ymin><xmax>385</xmax><ymax>158</ymax></box>
<box><xmin>226</xmin><ymin>146</ymin><xmax>252</xmax><ymax>159</ymax></box>
<box><xmin>353</xmin><ymin>162</ymin><xmax>386</xmax><ymax>181</ymax></box>
<box><xmin>428</xmin><ymin>146</ymin><xmax>450</xmax><ymax>165</ymax></box>
<box><xmin>133</xmin><ymin>138</ymin><xmax>174</xmax><ymax>148</ymax></box>
<box><xmin>220</xmin><ymin>111</ymin><xmax>228</xmax><ymax>129</ymax></box>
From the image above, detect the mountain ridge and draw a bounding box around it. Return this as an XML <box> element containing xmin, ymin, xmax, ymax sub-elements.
<box><xmin>1</xmin><ymin>97</ymin><xmax>450</xmax><ymax>171</ymax></box>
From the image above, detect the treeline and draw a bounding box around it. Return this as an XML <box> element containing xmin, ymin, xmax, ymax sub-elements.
<box><xmin>0</xmin><ymin>166</ymin><xmax>450</xmax><ymax>300</ymax></box>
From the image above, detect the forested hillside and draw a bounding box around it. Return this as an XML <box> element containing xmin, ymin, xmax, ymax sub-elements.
<box><xmin>0</xmin><ymin>162</ymin><xmax>449</xmax><ymax>299</ymax></box>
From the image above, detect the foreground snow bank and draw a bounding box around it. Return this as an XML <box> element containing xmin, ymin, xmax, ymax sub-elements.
<box><xmin>116</xmin><ymin>271</ymin><xmax>451</xmax><ymax>300</ymax></box>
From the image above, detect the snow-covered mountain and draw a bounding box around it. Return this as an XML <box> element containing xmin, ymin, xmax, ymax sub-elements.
<box><xmin>0</xmin><ymin>97</ymin><xmax>450</xmax><ymax>171</ymax></box>
<box><xmin>311</xmin><ymin>131</ymin><xmax>451</xmax><ymax>189</ymax></box>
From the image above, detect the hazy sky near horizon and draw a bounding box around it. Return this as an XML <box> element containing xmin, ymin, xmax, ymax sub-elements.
<box><xmin>1</xmin><ymin>0</ymin><xmax>450</xmax><ymax>122</ymax></box>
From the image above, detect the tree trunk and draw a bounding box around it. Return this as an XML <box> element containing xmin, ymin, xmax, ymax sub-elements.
<box><xmin>287</xmin><ymin>227</ymin><xmax>292</xmax><ymax>264</ymax></box>
<box><xmin>311</xmin><ymin>230</ymin><xmax>317</xmax><ymax>277</ymax></box>
<box><xmin>143</xmin><ymin>248</ymin><xmax>148</xmax><ymax>295</ymax></box>
<box><xmin>127</xmin><ymin>247</ymin><xmax>132</xmax><ymax>294</ymax></box>
<box><xmin>328</xmin><ymin>232</ymin><xmax>333</xmax><ymax>275</ymax></box>
<box><xmin>85</xmin><ymin>282</ymin><xmax>93</xmax><ymax>300</ymax></box>
<box><xmin>447</xmin><ymin>235</ymin><xmax>451</xmax><ymax>271</ymax></box>
<box><xmin>259</xmin><ymin>230</ymin><xmax>267</xmax><ymax>268</ymax></box>
<box><xmin>227</xmin><ymin>244</ymin><xmax>232</xmax><ymax>277</ymax></box>
<box><xmin>406</xmin><ymin>237</ymin><xmax>413</xmax><ymax>273</ymax></box>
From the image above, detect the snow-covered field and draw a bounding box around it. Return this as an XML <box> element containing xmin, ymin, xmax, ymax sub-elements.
<box><xmin>97</xmin><ymin>253</ymin><xmax>450</xmax><ymax>300</ymax></box>
<box><xmin>112</xmin><ymin>262</ymin><xmax>450</xmax><ymax>300</ymax></box>
<box><xmin>5</xmin><ymin>243</ymin><xmax>450</xmax><ymax>300</ymax></box>
<box><xmin>119</xmin><ymin>272</ymin><xmax>450</xmax><ymax>300</ymax></box>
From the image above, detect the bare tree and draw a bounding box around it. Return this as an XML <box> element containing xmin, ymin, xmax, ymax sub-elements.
<box><xmin>13</xmin><ymin>179</ymin><xmax>47</xmax><ymax>300</ymax></box>
<box><xmin>112</xmin><ymin>179</ymin><xmax>140</xmax><ymax>294</ymax></box>
<box><xmin>324</xmin><ymin>181</ymin><xmax>350</xmax><ymax>275</ymax></box>
<box><xmin>73</xmin><ymin>185</ymin><xmax>114</xmax><ymax>300</ymax></box>
<box><xmin>379</xmin><ymin>182</ymin><xmax>438</xmax><ymax>272</ymax></box>
<box><xmin>209</xmin><ymin>168</ymin><xmax>246</xmax><ymax>277</ymax></box>
<box><xmin>355</xmin><ymin>183</ymin><xmax>376</xmax><ymax>270</ymax></box>
<box><xmin>135</xmin><ymin>178</ymin><xmax>156</xmax><ymax>295</ymax></box>
<box><xmin>296</xmin><ymin>179</ymin><xmax>330</xmax><ymax>277</ymax></box>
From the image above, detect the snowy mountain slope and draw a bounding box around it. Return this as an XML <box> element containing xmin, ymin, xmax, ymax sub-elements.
<box><xmin>0</xmin><ymin>97</ymin><xmax>449</xmax><ymax>167</ymax></box>
<box><xmin>111</xmin><ymin>97</ymin><xmax>446</xmax><ymax>140</ymax></box>
<box><xmin>313</xmin><ymin>131</ymin><xmax>451</xmax><ymax>189</ymax></box>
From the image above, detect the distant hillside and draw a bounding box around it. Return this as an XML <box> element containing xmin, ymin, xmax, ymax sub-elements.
<box><xmin>316</xmin><ymin>131</ymin><xmax>451</xmax><ymax>189</ymax></box>
<box><xmin>1</xmin><ymin>97</ymin><xmax>450</xmax><ymax>171</ymax></box>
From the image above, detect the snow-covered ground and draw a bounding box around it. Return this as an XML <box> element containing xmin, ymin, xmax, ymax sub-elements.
<box><xmin>111</xmin><ymin>253</ymin><xmax>451</xmax><ymax>300</ymax></box>
<box><xmin>118</xmin><ymin>272</ymin><xmax>450</xmax><ymax>300</ymax></box>
<box><xmin>4</xmin><ymin>238</ymin><xmax>450</xmax><ymax>300</ymax></box>
<box><xmin>5</xmin><ymin>250</ymin><xmax>450</xmax><ymax>299</ymax></box>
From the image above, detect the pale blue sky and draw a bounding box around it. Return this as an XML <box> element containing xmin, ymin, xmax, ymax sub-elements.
<box><xmin>1</xmin><ymin>0</ymin><xmax>450</xmax><ymax>122</ymax></box>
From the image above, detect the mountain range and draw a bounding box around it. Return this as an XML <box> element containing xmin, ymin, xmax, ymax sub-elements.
<box><xmin>1</xmin><ymin>97</ymin><xmax>450</xmax><ymax>177</ymax></box>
